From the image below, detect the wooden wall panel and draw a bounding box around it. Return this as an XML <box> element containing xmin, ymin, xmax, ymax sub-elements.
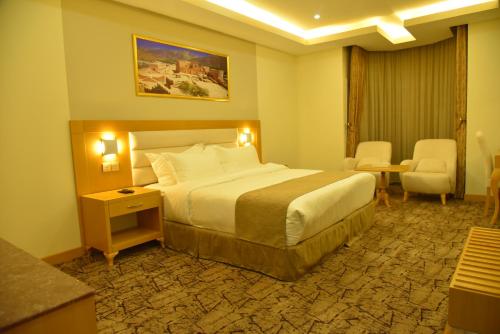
<box><xmin>83</xmin><ymin>131</ymin><xmax>133</xmax><ymax>194</ymax></box>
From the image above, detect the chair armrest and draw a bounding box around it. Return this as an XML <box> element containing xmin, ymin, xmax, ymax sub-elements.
<box><xmin>401</xmin><ymin>159</ymin><xmax>418</xmax><ymax>172</ymax></box>
<box><xmin>343</xmin><ymin>158</ymin><xmax>359</xmax><ymax>171</ymax></box>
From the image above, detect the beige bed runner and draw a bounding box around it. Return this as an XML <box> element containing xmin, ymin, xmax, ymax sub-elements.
<box><xmin>235</xmin><ymin>171</ymin><xmax>357</xmax><ymax>248</ymax></box>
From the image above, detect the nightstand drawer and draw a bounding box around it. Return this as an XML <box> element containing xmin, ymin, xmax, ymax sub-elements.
<box><xmin>108</xmin><ymin>195</ymin><xmax>158</xmax><ymax>217</ymax></box>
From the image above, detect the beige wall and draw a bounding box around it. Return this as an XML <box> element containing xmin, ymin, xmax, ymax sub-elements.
<box><xmin>296</xmin><ymin>48</ymin><xmax>347</xmax><ymax>170</ymax></box>
<box><xmin>466</xmin><ymin>17</ymin><xmax>500</xmax><ymax>195</ymax></box>
<box><xmin>61</xmin><ymin>0</ymin><xmax>258</xmax><ymax>120</ymax></box>
<box><xmin>0</xmin><ymin>0</ymin><xmax>81</xmax><ymax>257</ymax></box>
<box><xmin>0</xmin><ymin>0</ymin><xmax>303</xmax><ymax>258</ymax></box>
<box><xmin>256</xmin><ymin>46</ymin><xmax>298</xmax><ymax>167</ymax></box>
<box><xmin>8</xmin><ymin>0</ymin><xmax>494</xmax><ymax>260</ymax></box>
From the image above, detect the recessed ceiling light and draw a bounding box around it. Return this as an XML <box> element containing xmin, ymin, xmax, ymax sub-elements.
<box><xmin>313</xmin><ymin>14</ymin><xmax>321</xmax><ymax>20</ymax></box>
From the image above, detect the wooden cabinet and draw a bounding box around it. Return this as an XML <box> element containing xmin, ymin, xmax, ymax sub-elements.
<box><xmin>81</xmin><ymin>187</ymin><xmax>164</xmax><ymax>265</ymax></box>
<box><xmin>447</xmin><ymin>227</ymin><xmax>500</xmax><ymax>334</ymax></box>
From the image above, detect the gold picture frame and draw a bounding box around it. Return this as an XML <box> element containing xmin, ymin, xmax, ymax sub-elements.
<box><xmin>132</xmin><ymin>34</ymin><xmax>230</xmax><ymax>101</ymax></box>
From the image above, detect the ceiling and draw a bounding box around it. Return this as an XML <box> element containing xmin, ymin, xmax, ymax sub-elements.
<box><xmin>112</xmin><ymin>0</ymin><xmax>500</xmax><ymax>54</ymax></box>
<box><xmin>248</xmin><ymin>0</ymin><xmax>439</xmax><ymax>29</ymax></box>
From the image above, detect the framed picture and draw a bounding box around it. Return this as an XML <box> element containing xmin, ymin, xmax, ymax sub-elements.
<box><xmin>132</xmin><ymin>34</ymin><xmax>230</xmax><ymax>101</ymax></box>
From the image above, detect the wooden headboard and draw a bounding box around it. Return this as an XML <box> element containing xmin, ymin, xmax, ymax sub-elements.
<box><xmin>69</xmin><ymin>120</ymin><xmax>261</xmax><ymax>197</ymax></box>
<box><xmin>69</xmin><ymin>120</ymin><xmax>260</xmax><ymax>247</ymax></box>
<box><xmin>129</xmin><ymin>128</ymin><xmax>240</xmax><ymax>186</ymax></box>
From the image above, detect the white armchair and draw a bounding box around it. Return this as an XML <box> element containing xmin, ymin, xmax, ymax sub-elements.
<box><xmin>400</xmin><ymin>139</ymin><xmax>457</xmax><ymax>205</ymax></box>
<box><xmin>343</xmin><ymin>141</ymin><xmax>392</xmax><ymax>187</ymax></box>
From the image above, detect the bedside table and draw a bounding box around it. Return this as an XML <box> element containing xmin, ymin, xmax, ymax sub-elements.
<box><xmin>81</xmin><ymin>187</ymin><xmax>164</xmax><ymax>266</ymax></box>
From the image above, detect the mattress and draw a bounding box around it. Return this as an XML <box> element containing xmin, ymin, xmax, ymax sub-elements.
<box><xmin>147</xmin><ymin>163</ymin><xmax>375</xmax><ymax>246</ymax></box>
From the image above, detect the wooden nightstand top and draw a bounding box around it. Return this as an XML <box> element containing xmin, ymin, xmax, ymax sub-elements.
<box><xmin>81</xmin><ymin>186</ymin><xmax>160</xmax><ymax>203</ymax></box>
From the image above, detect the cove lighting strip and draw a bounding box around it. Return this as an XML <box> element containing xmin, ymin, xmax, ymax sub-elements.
<box><xmin>397</xmin><ymin>0</ymin><xmax>496</xmax><ymax>20</ymax></box>
<box><xmin>205</xmin><ymin>0</ymin><xmax>497</xmax><ymax>44</ymax></box>
<box><xmin>206</xmin><ymin>0</ymin><xmax>306</xmax><ymax>37</ymax></box>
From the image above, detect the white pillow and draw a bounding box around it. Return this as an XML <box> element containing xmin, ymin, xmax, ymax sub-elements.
<box><xmin>165</xmin><ymin>148</ymin><xmax>224</xmax><ymax>182</ymax></box>
<box><xmin>212</xmin><ymin>145</ymin><xmax>260</xmax><ymax>173</ymax></box>
<box><xmin>145</xmin><ymin>144</ymin><xmax>203</xmax><ymax>185</ymax></box>
<box><xmin>145</xmin><ymin>154</ymin><xmax>177</xmax><ymax>185</ymax></box>
<box><xmin>415</xmin><ymin>158</ymin><xmax>447</xmax><ymax>173</ymax></box>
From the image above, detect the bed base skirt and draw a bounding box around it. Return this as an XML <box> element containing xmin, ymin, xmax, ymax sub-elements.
<box><xmin>163</xmin><ymin>201</ymin><xmax>375</xmax><ymax>281</ymax></box>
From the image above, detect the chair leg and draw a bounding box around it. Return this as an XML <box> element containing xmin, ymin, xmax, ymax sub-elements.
<box><xmin>484</xmin><ymin>186</ymin><xmax>491</xmax><ymax>216</ymax></box>
<box><xmin>375</xmin><ymin>189</ymin><xmax>381</xmax><ymax>205</ymax></box>
<box><xmin>403</xmin><ymin>191</ymin><xmax>409</xmax><ymax>202</ymax></box>
<box><xmin>440</xmin><ymin>193</ymin><xmax>447</xmax><ymax>205</ymax></box>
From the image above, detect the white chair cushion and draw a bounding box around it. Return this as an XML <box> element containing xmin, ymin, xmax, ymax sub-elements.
<box><xmin>355</xmin><ymin>141</ymin><xmax>392</xmax><ymax>163</ymax></box>
<box><xmin>402</xmin><ymin>172</ymin><xmax>451</xmax><ymax>194</ymax></box>
<box><xmin>358</xmin><ymin>157</ymin><xmax>381</xmax><ymax>167</ymax></box>
<box><xmin>358</xmin><ymin>158</ymin><xmax>390</xmax><ymax>168</ymax></box>
<box><xmin>415</xmin><ymin>158</ymin><xmax>447</xmax><ymax>173</ymax></box>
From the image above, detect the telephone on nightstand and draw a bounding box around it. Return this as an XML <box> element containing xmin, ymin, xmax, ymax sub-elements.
<box><xmin>117</xmin><ymin>188</ymin><xmax>135</xmax><ymax>194</ymax></box>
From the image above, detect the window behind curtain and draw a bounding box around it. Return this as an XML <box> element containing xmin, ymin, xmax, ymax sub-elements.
<box><xmin>359</xmin><ymin>37</ymin><xmax>456</xmax><ymax>167</ymax></box>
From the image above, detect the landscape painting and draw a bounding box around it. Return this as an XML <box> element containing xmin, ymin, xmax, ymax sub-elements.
<box><xmin>133</xmin><ymin>35</ymin><xmax>229</xmax><ymax>101</ymax></box>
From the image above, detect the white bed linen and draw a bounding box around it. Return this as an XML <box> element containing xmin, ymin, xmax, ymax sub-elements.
<box><xmin>147</xmin><ymin>163</ymin><xmax>375</xmax><ymax>246</ymax></box>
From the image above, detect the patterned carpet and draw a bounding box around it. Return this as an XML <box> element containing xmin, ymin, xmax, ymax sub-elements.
<box><xmin>59</xmin><ymin>194</ymin><xmax>496</xmax><ymax>334</ymax></box>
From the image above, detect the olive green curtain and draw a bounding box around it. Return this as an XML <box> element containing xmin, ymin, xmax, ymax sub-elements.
<box><xmin>346</xmin><ymin>46</ymin><xmax>368</xmax><ymax>158</ymax></box>
<box><xmin>455</xmin><ymin>25</ymin><xmax>468</xmax><ymax>199</ymax></box>
<box><xmin>348</xmin><ymin>28</ymin><xmax>468</xmax><ymax>195</ymax></box>
<box><xmin>359</xmin><ymin>37</ymin><xmax>457</xmax><ymax>173</ymax></box>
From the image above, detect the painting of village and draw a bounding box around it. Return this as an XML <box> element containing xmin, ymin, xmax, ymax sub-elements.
<box><xmin>133</xmin><ymin>35</ymin><xmax>229</xmax><ymax>100</ymax></box>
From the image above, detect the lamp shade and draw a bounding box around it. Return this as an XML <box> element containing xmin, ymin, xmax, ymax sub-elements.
<box><xmin>101</xmin><ymin>138</ymin><xmax>118</xmax><ymax>155</ymax></box>
<box><xmin>239</xmin><ymin>132</ymin><xmax>253</xmax><ymax>146</ymax></box>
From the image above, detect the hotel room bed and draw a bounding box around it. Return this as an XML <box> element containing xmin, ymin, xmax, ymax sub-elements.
<box><xmin>131</xmin><ymin>129</ymin><xmax>376</xmax><ymax>281</ymax></box>
<box><xmin>147</xmin><ymin>163</ymin><xmax>375</xmax><ymax>246</ymax></box>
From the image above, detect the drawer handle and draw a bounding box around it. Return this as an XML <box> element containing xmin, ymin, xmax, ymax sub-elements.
<box><xmin>127</xmin><ymin>203</ymin><xmax>143</xmax><ymax>209</ymax></box>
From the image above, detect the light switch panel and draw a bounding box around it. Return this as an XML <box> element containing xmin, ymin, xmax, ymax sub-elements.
<box><xmin>102</xmin><ymin>162</ymin><xmax>112</xmax><ymax>172</ymax></box>
<box><xmin>111</xmin><ymin>161</ymin><xmax>120</xmax><ymax>171</ymax></box>
<box><xmin>103</xmin><ymin>161</ymin><xmax>119</xmax><ymax>173</ymax></box>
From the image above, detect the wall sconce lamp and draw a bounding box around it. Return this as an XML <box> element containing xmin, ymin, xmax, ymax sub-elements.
<box><xmin>98</xmin><ymin>134</ymin><xmax>120</xmax><ymax>172</ymax></box>
<box><xmin>101</xmin><ymin>138</ymin><xmax>118</xmax><ymax>156</ymax></box>
<box><xmin>239</xmin><ymin>128</ymin><xmax>253</xmax><ymax>147</ymax></box>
